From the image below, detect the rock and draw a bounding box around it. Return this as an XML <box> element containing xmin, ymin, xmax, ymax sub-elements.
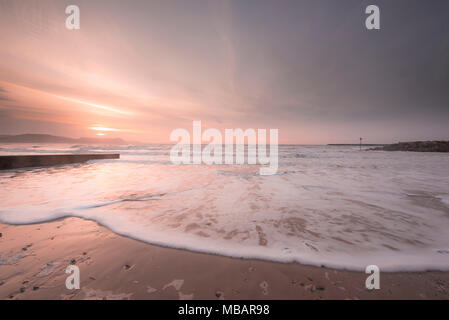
<box><xmin>305</xmin><ymin>284</ymin><xmax>315</xmax><ymax>292</ymax></box>
<box><xmin>370</xmin><ymin>141</ymin><xmax>449</xmax><ymax>152</ymax></box>
<box><xmin>32</xmin><ymin>286</ymin><xmax>39</xmax><ymax>291</ymax></box>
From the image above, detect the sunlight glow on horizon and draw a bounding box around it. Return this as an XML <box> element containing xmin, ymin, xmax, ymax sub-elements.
<box><xmin>90</xmin><ymin>126</ymin><xmax>120</xmax><ymax>132</ymax></box>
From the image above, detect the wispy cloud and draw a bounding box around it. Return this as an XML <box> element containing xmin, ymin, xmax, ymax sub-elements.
<box><xmin>0</xmin><ymin>0</ymin><xmax>448</xmax><ymax>143</ymax></box>
<box><xmin>0</xmin><ymin>86</ymin><xmax>12</xmax><ymax>101</ymax></box>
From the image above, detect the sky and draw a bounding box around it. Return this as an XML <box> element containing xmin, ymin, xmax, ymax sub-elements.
<box><xmin>0</xmin><ymin>0</ymin><xmax>448</xmax><ymax>144</ymax></box>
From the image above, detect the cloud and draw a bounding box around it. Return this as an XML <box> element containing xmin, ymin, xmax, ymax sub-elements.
<box><xmin>0</xmin><ymin>86</ymin><xmax>12</xmax><ymax>101</ymax></box>
<box><xmin>0</xmin><ymin>0</ymin><xmax>448</xmax><ymax>143</ymax></box>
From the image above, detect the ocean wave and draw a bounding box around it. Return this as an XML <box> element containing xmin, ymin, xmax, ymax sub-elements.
<box><xmin>1</xmin><ymin>144</ymin><xmax>449</xmax><ymax>271</ymax></box>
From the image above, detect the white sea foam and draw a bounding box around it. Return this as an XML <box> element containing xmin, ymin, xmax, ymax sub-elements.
<box><xmin>1</xmin><ymin>144</ymin><xmax>449</xmax><ymax>271</ymax></box>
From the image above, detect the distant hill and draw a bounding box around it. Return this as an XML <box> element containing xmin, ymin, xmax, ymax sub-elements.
<box><xmin>0</xmin><ymin>134</ymin><xmax>126</xmax><ymax>145</ymax></box>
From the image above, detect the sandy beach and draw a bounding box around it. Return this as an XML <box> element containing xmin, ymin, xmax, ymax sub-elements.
<box><xmin>1</xmin><ymin>217</ymin><xmax>448</xmax><ymax>300</ymax></box>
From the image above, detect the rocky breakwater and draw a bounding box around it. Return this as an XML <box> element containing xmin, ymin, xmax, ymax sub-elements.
<box><xmin>370</xmin><ymin>141</ymin><xmax>449</xmax><ymax>152</ymax></box>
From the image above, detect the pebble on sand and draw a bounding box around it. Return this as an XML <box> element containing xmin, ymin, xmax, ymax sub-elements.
<box><xmin>22</xmin><ymin>244</ymin><xmax>32</xmax><ymax>251</ymax></box>
<box><xmin>146</xmin><ymin>286</ymin><xmax>157</xmax><ymax>294</ymax></box>
<box><xmin>305</xmin><ymin>284</ymin><xmax>314</xmax><ymax>292</ymax></box>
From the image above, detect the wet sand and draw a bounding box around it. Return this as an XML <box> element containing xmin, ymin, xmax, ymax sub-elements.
<box><xmin>0</xmin><ymin>217</ymin><xmax>448</xmax><ymax>300</ymax></box>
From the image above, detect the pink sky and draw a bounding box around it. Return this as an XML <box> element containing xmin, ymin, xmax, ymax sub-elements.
<box><xmin>1</xmin><ymin>1</ymin><xmax>448</xmax><ymax>144</ymax></box>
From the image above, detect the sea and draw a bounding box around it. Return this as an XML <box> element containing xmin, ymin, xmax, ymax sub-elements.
<box><xmin>0</xmin><ymin>143</ymin><xmax>448</xmax><ymax>271</ymax></box>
